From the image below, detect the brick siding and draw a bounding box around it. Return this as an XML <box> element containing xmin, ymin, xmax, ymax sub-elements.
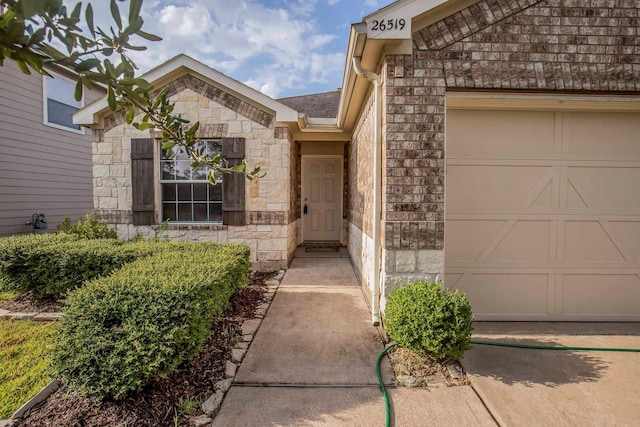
<box><xmin>384</xmin><ymin>0</ymin><xmax>640</xmax><ymax>250</ymax></box>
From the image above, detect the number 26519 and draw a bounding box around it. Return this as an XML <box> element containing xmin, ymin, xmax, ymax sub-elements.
<box><xmin>370</xmin><ymin>18</ymin><xmax>406</xmax><ymax>31</ymax></box>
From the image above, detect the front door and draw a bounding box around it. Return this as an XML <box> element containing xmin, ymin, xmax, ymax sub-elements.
<box><xmin>302</xmin><ymin>156</ymin><xmax>342</xmax><ymax>241</ymax></box>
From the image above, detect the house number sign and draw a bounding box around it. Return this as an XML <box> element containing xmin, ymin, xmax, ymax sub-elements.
<box><xmin>366</xmin><ymin>14</ymin><xmax>411</xmax><ymax>39</ymax></box>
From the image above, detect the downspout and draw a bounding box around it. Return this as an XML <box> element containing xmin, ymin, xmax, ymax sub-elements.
<box><xmin>352</xmin><ymin>57</ymin><xmax>382</xmax><ymax>326</ymax></box>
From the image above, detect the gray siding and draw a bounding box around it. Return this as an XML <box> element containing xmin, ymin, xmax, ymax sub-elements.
<box><xmin>0</xmin><ymin>62</ymin><xmax>103</xmax><ymax>236</ymax></box>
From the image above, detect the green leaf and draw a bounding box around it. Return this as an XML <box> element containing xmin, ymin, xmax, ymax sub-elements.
<box><xmin>75</xmin><ymin>58</ymin><xmax>100</xmax><ymax>72</ymax></box>
<box><xmin>125</xmin><ymin>108</ymin><xmax>135</xmax><ymax>124</ymax></box>
<box><xmin>86</xmin><ymin>3</ymin><xmax>95</xmax><ymax>37</ymax></box>
<box><xmin>137</xmin><ymin>122</ymin><xmax>154</xmax><ymax>131</ymax></box>
<box><xmin>70</xmin><ymin>2</ymin><xmax>82</xmax><ymax>20</ymax></box>
<box><xmin>161</xmin><ymin>141</ymin><xmax>176</xmax><ymax>151</ymax></box>
<box><xmin>110</xmin><ymin>0</ymin><xmax>122</xmax><ymax>30</ymax></box>
<box><xmin>129</xmin><ymin>0</ymin><xmax>143</xmax><ymax>23</ymax></box>
<box><xmin>74</xmin><ymin>78</ymin><xmax>83</xmax><ymax>102</ymax></box>
<box><xmin>107</xmin><ymin>87</ymin><xmax>116</xmax><ymax>110</ymax></box>
<box><xmin>136</xmin><ymin>30</ymin><xmax>162</xmax><ymax>42</ymax></box>
<box><xmin>122</xmin><ymin>17</ymin><xmax>143</xmax><ymax>37</ymax></box>
<box><xmin>15</xmin><ymin>60</ymin><xmax>30</xmax><ymax>75</ymax></box>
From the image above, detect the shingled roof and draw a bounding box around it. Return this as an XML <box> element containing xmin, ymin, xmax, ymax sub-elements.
<box><xmin>278</xmin><ymin>89</ymin><xmax>341</xmax><ymax>119</ymax></box>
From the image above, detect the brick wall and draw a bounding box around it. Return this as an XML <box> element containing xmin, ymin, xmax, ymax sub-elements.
<box><xmin>374</xmin><ymin>0</ymin><xmax>640</xmax><ymax>306</ymax></box>
<box><xmin>384</xmin><ymin>0</ymin><xmax>640</xmax><ymax>252</ymax></box>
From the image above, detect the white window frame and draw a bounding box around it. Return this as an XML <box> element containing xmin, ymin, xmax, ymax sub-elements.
<box><xmin>159</xmin><ymin>140</ymin><xmax>224</xmax><ymax>224</ymax></box>
<box><xmin>42</xmin><ymin>70</ymin><xmax>85</xmax><ymax>134</ymax></box>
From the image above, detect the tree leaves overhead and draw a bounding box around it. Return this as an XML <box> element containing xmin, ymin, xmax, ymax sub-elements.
<box><xmin>0</xmin><ymin>0</ymin><xmax>264</xmax><ymax>183</ymax></box>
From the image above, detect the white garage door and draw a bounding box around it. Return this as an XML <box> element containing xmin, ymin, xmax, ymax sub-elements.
<box><xmin>445</xmin><ymin>108</ymin><xmax>640</xmax><ymax>321</ymax></box>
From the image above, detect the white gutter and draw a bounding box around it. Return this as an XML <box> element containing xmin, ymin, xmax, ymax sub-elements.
<box><xmin>352</xmin><ymin>57</ymin><xmax>382</xmax><ymax>326</ymax></box>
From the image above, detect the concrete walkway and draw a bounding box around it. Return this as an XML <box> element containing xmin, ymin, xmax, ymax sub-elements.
<box><xmin>213</xmin><ymin>256</ymin><xmax>495</xmax><ymax>426</ymax></box>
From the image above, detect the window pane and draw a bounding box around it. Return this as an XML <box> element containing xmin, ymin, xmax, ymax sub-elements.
<box><xmin>210</xmin><ymin>184</ymin><xmax>222</xmax><ymax>201</ymax></box>
<box><xmin>178</xmin><ymin>204</ymin><xmax>192</xmax><ymax>222</ymax></box>
<box><xmin>162</xmin><ymin>183</ymin><xmax>176</xmax><ymax>201</ymax></box>
<box><xmin>47</xmin><ymin>77</ymin><xmax>81</xmax><ymax>107</ymax></box>
<box><xmin>206</xmin><ymin>140</ymin><xmax>222</xmax><ymax>154</ymax></box>
<box><xmin>174</xmin><ymin>161</ymin><xmax>192</xmax><ymax>180</ymax></box>
<box><xmin>47</xmin><ymin>99</ymin><xmax>80</xmax><ymax>130</ymax></box>
<box><xmin>194</xmin><ymin>204</ymin><xmax>208</xmax><ymax>221</ymax></box>
<box><xmin>161</xmin><ymin>162</ymin><xmax>175</xmax><ymax>180</ymax></box>
<box><xmin>193</xmin><ymin>184</ymin><xmax>207</xmax><ymax>201</ymax></box>
<box><xmin>209</xmin><ymin>203</ymin><xmax>223</xmax><ymax>222</ymax></box>
<box><xmin>192</xmin><ymin>165</ymin><xmax>208</xmax><ymax>180</ymax></box>
<box><xmin>177</xmin><ymin>184</ymin><xmax>191</xmax><ymax>201</ymax></box>
<box><xmin>162</xmin><ymin>203</ymin><xmax>177</xmax><ymax>221</ymax></box>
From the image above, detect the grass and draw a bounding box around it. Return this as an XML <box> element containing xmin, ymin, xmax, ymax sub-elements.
<box><xmin>0</xmin><ymin>292</ymin><xmax>16</xmax><ymax>303</ymax></box>
<box><xmin>0</xmin><ymin>319</ymin><xmax>56</xmax><ymax>419</ymax></box>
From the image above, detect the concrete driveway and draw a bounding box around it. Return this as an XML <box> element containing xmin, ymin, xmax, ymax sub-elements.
<box><xmin>463</xmin><ymin>322</ymin><xmax>640</xmax><ymax>427</ymax></box>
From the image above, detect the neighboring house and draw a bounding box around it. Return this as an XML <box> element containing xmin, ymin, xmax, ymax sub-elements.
<box><xmin>75</xmin><ymin>0</ymin><xmax>640</xmax><ymax>322</ymax></box>
<box><xmin>0</xmin><ymin>62</ymin><xmax>104</xmax><ymax>235</ymax></box>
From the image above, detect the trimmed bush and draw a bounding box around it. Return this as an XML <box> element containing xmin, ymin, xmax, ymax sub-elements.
<box><xmin>384</xmin><ymin>280</ymin><xmax>473</xmax><ymax>363</ymax></box>
<box><xmin>57</xmin><ymin>213</ymin><xmax>118</xmax><ymax>239</ymax></box>
<box><xmin>53</xmin><ymin>243</ymin><xmax>250</xmax><ymax>399</ymax></box>
<box><xmin>0</xmin><ymin>237</ymin><xmax>156</xmax><ymax>297</ymax></box>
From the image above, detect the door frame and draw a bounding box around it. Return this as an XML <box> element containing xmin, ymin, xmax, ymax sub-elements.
<box><xmin>301</xmin><ymin>154</ymin><xmax>344</xmax><ymax>242</ymax></box>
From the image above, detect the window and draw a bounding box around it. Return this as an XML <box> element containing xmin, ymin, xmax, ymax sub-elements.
<box><xmin>43</xmin><ymin>71</ymin><xmax>83</xmax><ymax>132</ymax></box>
<box><xmin>160</xmin><ymin>140</ymin><xmax>223</xmax><ymax>223</ymax></box>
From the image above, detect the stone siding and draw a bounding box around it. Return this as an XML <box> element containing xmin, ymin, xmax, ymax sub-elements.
<box><xmin>93</xmin><ymin>78</ymin><xmax>294</xmax><ymax>270</ymax></box>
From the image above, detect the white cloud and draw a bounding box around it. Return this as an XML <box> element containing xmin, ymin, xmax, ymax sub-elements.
<box><xmin>72</xmin><ymin>0</ymin><xmax>349</xmax><ymax>98</ymax></box>
<box><xmin>327</xmin><ymin>0</ymin><xmax>341</xmax><ymax>5</ymax></box>
<box><xmin>364</xmin><ymin>0</ymin><xmax>378</xmax><ymax>7</ymax></box>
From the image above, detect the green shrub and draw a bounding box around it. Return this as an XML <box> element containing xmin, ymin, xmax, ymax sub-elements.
<box><xmin>57</xmin><ymin>213</ymin><xmax>117</xmax><ymax>239</ymax></box>
<box><xmin>384</xmin><ymin>280</ymin><xmax>473</xmax><ymax>363</ymax></box>
<box><xmin>0</xmin><ymin>238</ymin><xmax>155</xmax><ymax>297</ymax></box>
<box><xmin>53</xmin><ymin>243</ymin><xmax>250</xmax><ymax>399</ymax></box>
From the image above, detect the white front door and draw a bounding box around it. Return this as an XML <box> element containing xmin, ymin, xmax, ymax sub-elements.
<box><xmin>302</xmin><ymin>156</ymin><xmax>342</xmax><ymax>241</ymax></box>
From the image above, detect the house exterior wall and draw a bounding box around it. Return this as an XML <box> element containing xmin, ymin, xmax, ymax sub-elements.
<box><xmin>380</xmin><ymin>0</ymin><xmax>640</xmax><ymax>305</ymax></box>
<box><xmin>0</xmin><ymin>62</ymin><xmax>102</xmax><ymax>236</ymax></box>
<box><xmin>348</xmin><ymin>90</ymin><xmax>376</xmax><ymax>303</ymax></box>
<box><xmin>92</xmin><ymin>74</ymin><xmax>295</xmax><ymax>270</ymax></box>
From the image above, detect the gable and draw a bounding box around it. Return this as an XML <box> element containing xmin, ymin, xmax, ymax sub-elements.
<box><xmin>412</xmin><ymin>0</ymin><xmax>639</xmax><ymax>92</ymax></box>
<box><xmin>104</xmin><ymin>74</ymin><xmax>275</xmax><ymax>133</ymax></box>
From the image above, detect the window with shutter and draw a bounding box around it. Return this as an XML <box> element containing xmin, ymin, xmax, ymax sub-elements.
<box><xmin>160</xmin><ymin>140</ymin><xmax>223</xmax><ymax>223</ymax></box>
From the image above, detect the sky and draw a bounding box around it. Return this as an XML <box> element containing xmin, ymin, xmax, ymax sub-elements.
<box><xmin>88</xmin><ymin>0</ymin><xmax>385</xmax><ymax>99</ymax></box>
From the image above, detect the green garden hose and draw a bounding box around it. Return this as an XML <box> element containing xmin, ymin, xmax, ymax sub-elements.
<box><xmin>470</xmin><ymin>339</ymin><xmax>640</xmax><ymax>352</ymax></box>
<box><xmin>376</xmin><ymin>340</ymin><xmax>640</xmax><ymax>426</ymax></box>
<box><xmin>376</xmin><ymin>343</ymin><xmax>397</xmax><ymax>427</ymax></box>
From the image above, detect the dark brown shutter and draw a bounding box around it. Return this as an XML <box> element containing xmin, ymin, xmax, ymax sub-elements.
<box><xmin>222</xmin><ymin>137</ymin><xmax>246</xmax><ymax>226</ymax></box>
<box><xmin>131</xmin><ymin>138</ymin><xmax>156</xmax><ymax>225</ymax></box>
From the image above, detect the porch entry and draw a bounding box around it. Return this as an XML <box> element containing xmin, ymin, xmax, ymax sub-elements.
<box><xmin>301</xmin><ymin>156</ymin><xmax>342</xmax><ymax>242</ymax></box>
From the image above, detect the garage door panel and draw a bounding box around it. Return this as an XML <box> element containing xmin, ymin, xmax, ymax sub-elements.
<box><xmin>562</xmin><ymin>274</ymin><xmax>640</xmax><ymax>316</ymax></box>
<box><xmin>568</xmin><ymin>167</ymin><xmax>640</xmax><ymax>209</ymax></box>
<box><xmin>487</xmin><ymin>221</ymin><xmax>550</xmax><ymax>262</ymax></box>
<box><xmin>564</xmin><ymin>221</ymin><xmax>628</xmax><ymax>263</ymax></box>
<box><xmin>447</xmin><ymin>110</ymin><xmax>555</xmax><ymax>158</ymax></box>
<box><xmin>564</xmin><ymin>112</ymin><xmax>640</xmax><ymax>159</ymax></box>
<box><xmin>446</xmin><ymin>220</ymin><xmax>506</xmax><ymax>261</ymax></box>
<box><xmin>447</xmin><ymin>166</ymin><xmax>552</xmax><ymax>211</ymax></box>
<box><xmin>449</xmin><ymin>274</ymin><xmax>550</xmax><ymax>317</ymax></box>
<box><xmin>608</xmin><ymin>222</ymin><xmax>640</xmax><ymax>262</ymax></box>
<box><xmin>445</xmin><ymin>108</ymin><xmax>640</xmax><ymax>321</ymax></box>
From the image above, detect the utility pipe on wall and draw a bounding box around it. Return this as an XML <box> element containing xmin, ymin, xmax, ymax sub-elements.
<box><xmin>352</xmin><ymin>57</ymin><xmax>382</xmax><ymax>326</ymax></box>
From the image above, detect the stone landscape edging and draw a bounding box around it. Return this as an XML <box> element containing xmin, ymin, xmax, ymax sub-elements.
<box><xmin>195</xmin><ymin>269</ymin><xmax>285</xmax><ymax>425</ymax></box>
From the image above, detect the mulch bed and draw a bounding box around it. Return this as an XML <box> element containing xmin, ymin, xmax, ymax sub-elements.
<box><xmin>0</xmin><ymin>292</ymin><xmax>65</xmax><ymax>313</ymax></box>
<box><xmin>14</xmin><ymin>271</ymin><xmax>273</xmax><ymax>427</ymax></box>
<box><xmin>388</xmin><ymin>346</ymin><xmax>470</xmax><ymax>388</ymax></box>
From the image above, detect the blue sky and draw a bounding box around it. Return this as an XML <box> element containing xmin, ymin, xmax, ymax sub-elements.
<box><xmin>91</xmin><ymin>0</ymin><xmax>384</xmax><ymax>98</ymax></box>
